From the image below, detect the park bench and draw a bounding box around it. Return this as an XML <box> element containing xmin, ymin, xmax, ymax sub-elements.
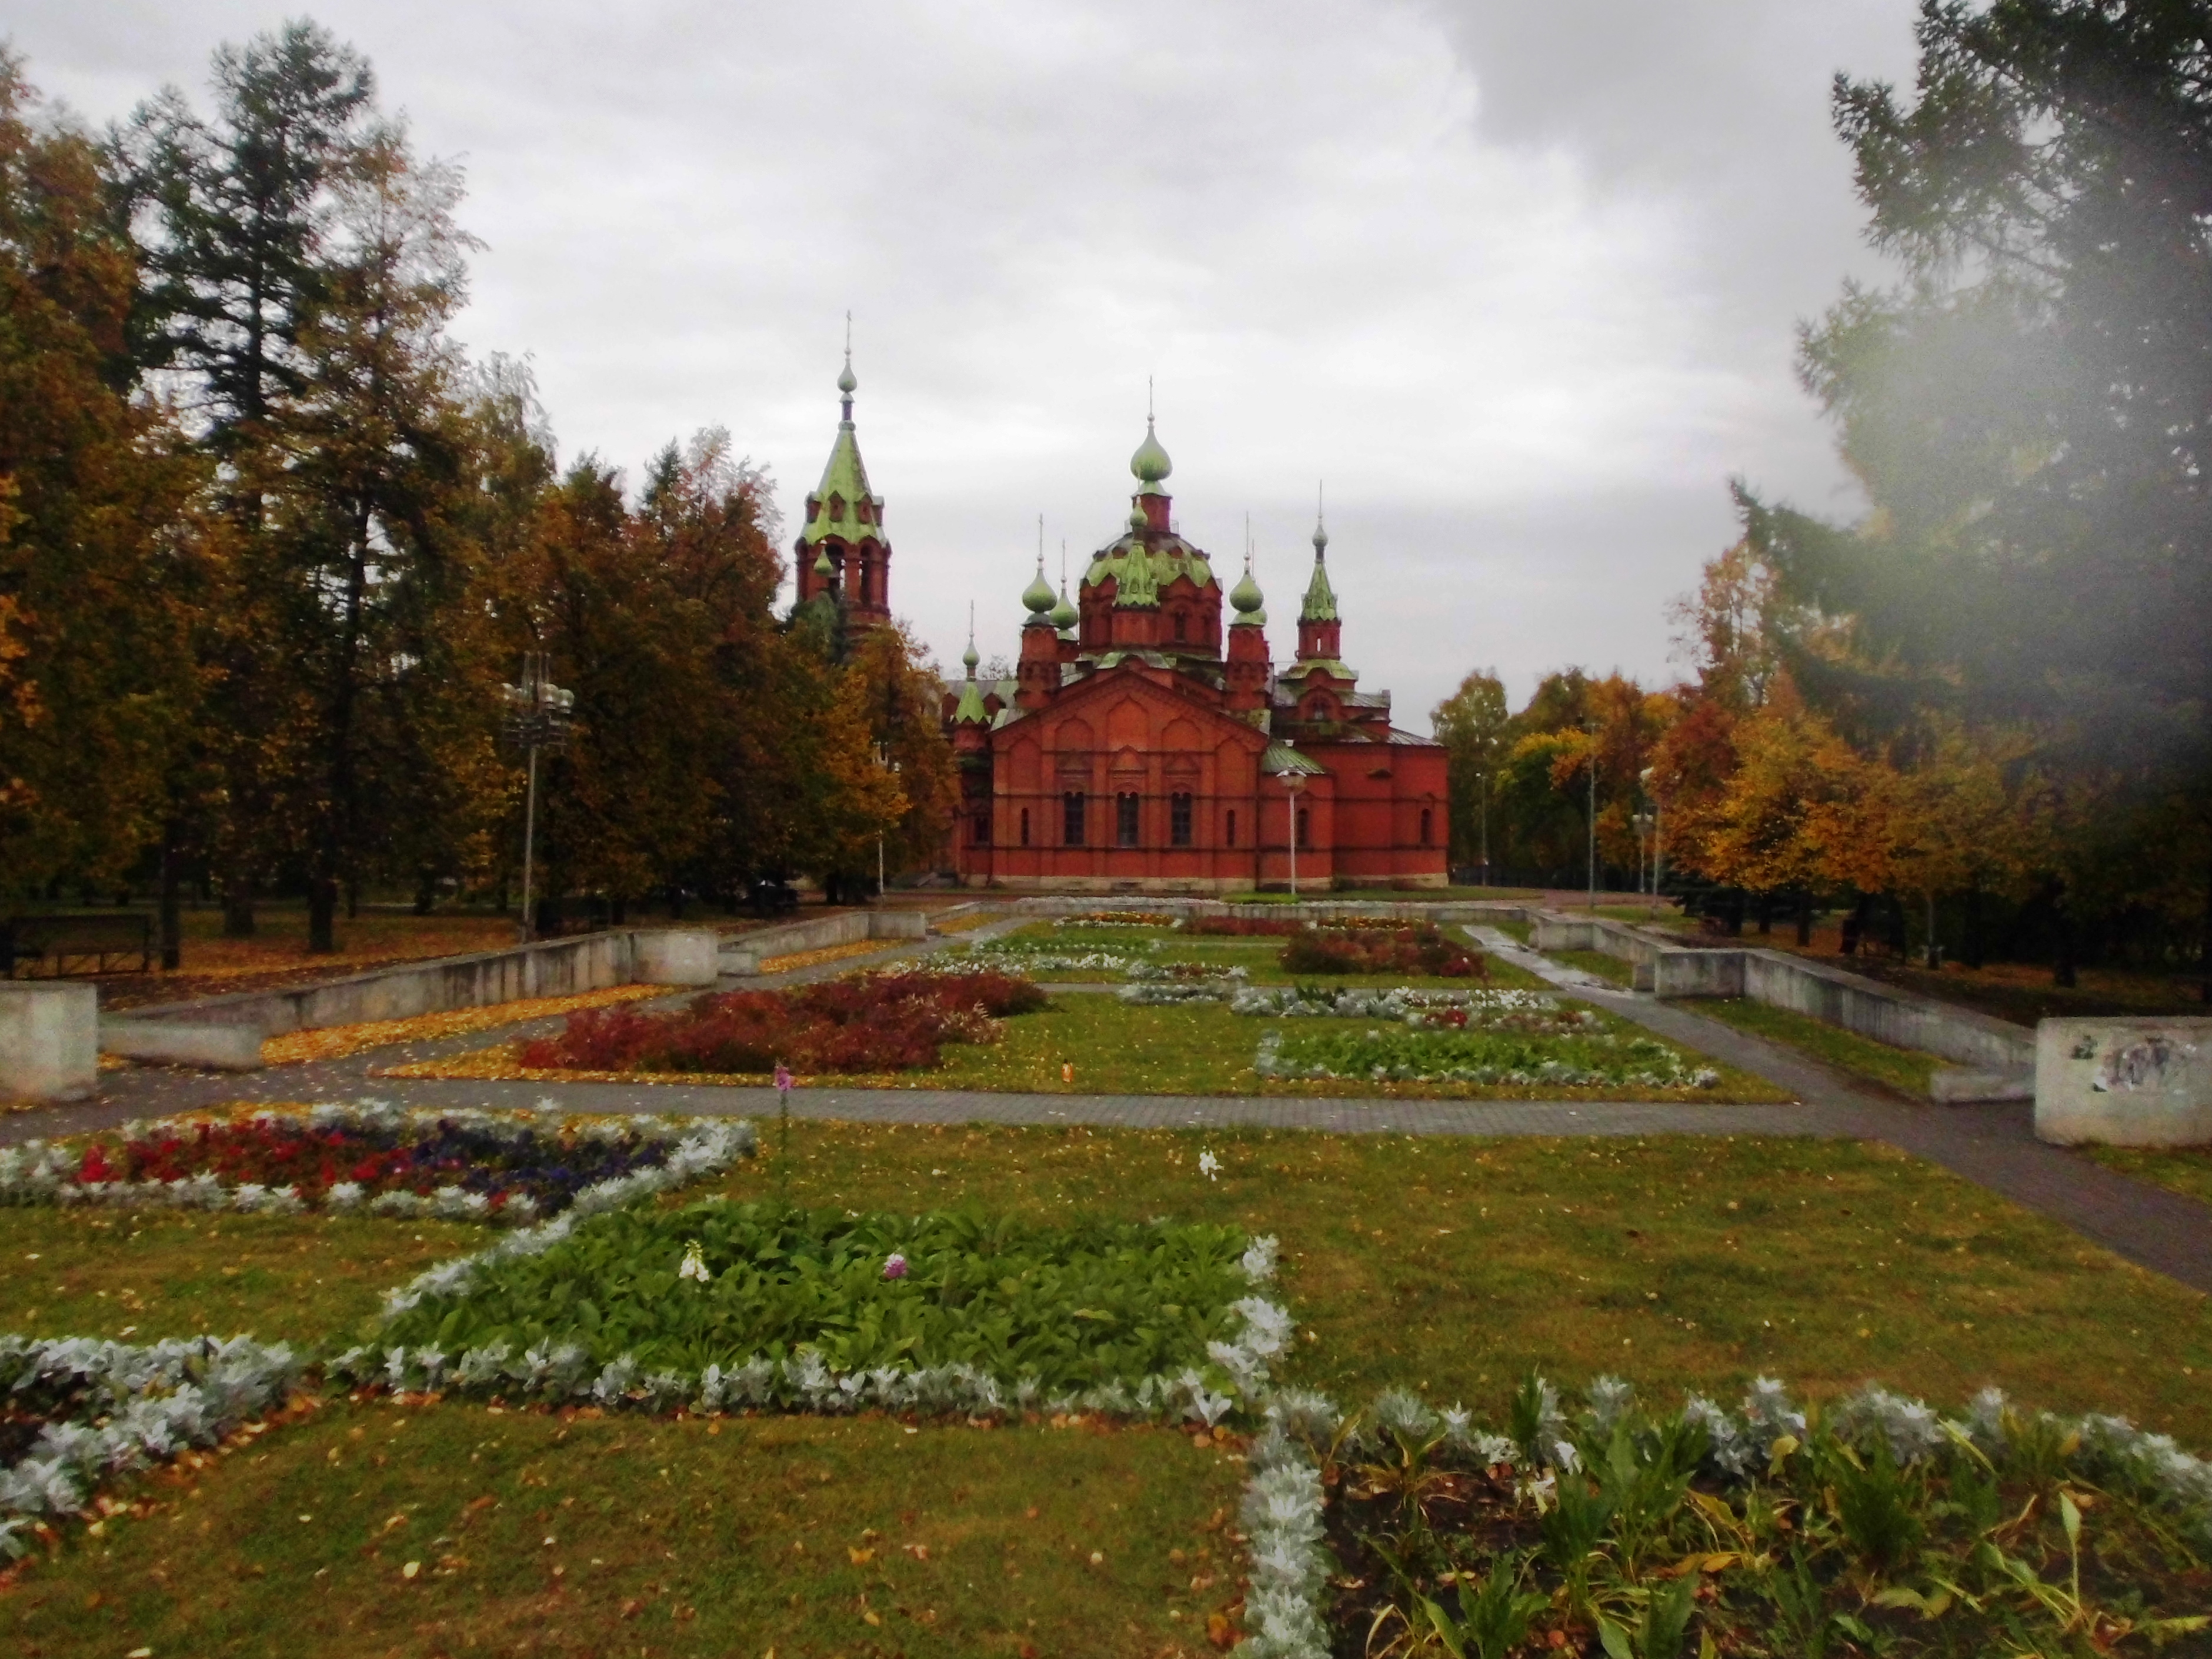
<box><xmin>1</xmin><ymin>912</ymin><xmax>154</xmax><ymax>978</ymax></box>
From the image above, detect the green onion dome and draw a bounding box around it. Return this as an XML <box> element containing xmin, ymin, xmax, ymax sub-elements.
<box><xmin>837</xmin><ymin>358</ymin><xmax>857</xmax><ymax>396</ymax></box>
<box><xmin>1129</xmin><ymin>417</ymin><xmax>1172</xmax><ymax>486</ymax></box>
<box><xmin>962</xmin><ymin>636</ymin><xmax>980</xmax><ymax>673</ymax></box>
<box><xmin>1230</xmin><ymin>563</ymin><xmax>1266</xmax><ymax>619</ymax></box>
<box><xmin>1022</xmin><ymin>560</ymin><xmax>1056</xmax><ymax>616</ymax></box>
<box><xmin>1049</xmin><ymin>581</ymin><xmax>1078</xmax><ymax>631</ymax></box>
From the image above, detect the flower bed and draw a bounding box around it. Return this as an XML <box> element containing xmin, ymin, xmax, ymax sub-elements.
<box><xmin>1232</xmin><ymin>984</ymin><xmax>1593</xmax><ymax>1034</ymax></box>
<box><xmin>957</xmin><ymin>938</ymin><xmax>1135</xmax><ymax>976</ymax></box>
<box><xmin>1279</xmin><ymin>922</ymin><xmax>1484</xmax><ymax>977</ymax></box>
<box><xmin>1184</xmin><ymin>914</ymin><xmax>1431</xmax><ymax>938</ymax></box>
<box><xmin>0</xmin><ymin>1103</ymin><xmax>753</xmax><ymax>1223</ymax></box>
<box><xmin>1236</xmin><ymin>1375</ymin><xmax>2212</xmax><ymax>1659</ymax></box>
<box><xmin>520</xmin><ymin>969</ymin><xmax>1046</xmax><ymax>1075</ymax></box>
<box><xmin>1050</xmin><ymin>911</ymin><xmax>1180</xmax><ymax>929</ymax></box>
<box><xmin>1253</xmin><ymin>1022</ymin><xmax>1720</xmax><ymax>1088</ymax></box>
<box><xmin>354</xmin><ymin>1205</ymin><xmax>1289</xmax><ymax>1420</ymax></box>
<box><xmin>257</xmin><ymin>983</ymin><xmax>666</xmax><ymax>1066</ymax></box>
<box><xmin>0</xmin><ymin>1334</ymin><xmax>302</xmax><ymax>1558</ymax></box>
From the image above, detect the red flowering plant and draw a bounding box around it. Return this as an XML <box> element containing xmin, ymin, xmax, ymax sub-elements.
<box><xmin>58</xmin><ymin>1110</ymin><xmax>689</xmax><ymax>1221</ymax></box>
<box><xmin>523</xmin><ymin>969</ymin><xmax>1047</xmax><ymax>1077</ymax></box>
<box><xmin>1278</xmin><ymin>924</ymin><xmax>1486</xmax><ymax>978</ymax></box>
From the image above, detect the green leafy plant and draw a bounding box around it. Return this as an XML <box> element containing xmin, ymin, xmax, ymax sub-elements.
<box><xmin>1422</xmin><ymin>1555</ymin><xmax>1550</xmax><ymax>1659</ymax></box>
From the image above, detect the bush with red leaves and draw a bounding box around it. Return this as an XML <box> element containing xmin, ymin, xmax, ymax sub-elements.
<box><xmin>1277</xmin><ymin>924</ymin><xmax>1485</xmax><ymax>978</ymax></box>
<box><xmin>521</xmin><ymin>970</ymin><xmax>1047</xmax><ymax>1076</ymax></box>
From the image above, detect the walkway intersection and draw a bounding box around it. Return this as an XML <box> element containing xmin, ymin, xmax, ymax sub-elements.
<box><xmin>6</xmin><ymin>912</ymin><xmax>2207</xmax><ymax>1295</ymax></box>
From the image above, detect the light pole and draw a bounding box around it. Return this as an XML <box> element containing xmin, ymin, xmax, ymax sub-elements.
<box><xmin>1632</xmin><ymin>810</ymin><xmax>1656</xmax><ymax>896</ymax></box>
<box><xmin>1585</xmin><ymin>723</ymin><xmax>1599</xmax><ymax>912</ymax></box>
<box><xmin>1639</xmin><ymin>766</ymin><xmax>1664</xmax><ymax>897</ymax></box>
<box><xmin>501</xmin><ymin>653</ymin><xmax>574</xmax><ymax>943</ymax></box>
<box><xmin>1477</xmin><ymin>767</ymin><xmax>1490</xmax><ymax>887</ymax></box>
<box><xmin>1281</xmin><ymin>770</ymin><xmax>1307</xmax><ymax>898</ymax></box>
<box><xmin>873</xmin><ymin>742</ymin><xmax>902</xmax><ymax>898</ymax></box>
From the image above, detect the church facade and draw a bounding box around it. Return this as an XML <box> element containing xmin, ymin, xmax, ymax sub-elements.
<box><xmin>798</xmin><ymin>355</ymin><xmax>1447</xmax><ymax>892</ymax></box>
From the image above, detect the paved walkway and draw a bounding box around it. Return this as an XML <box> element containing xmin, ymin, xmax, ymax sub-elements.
<box><xmin>8</xmin><ymin>912</ymin><xmax>2208</xmax><ymax>1294</ymax></box>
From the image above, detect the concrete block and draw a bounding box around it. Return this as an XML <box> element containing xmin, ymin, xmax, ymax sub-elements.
<box><xmin>1532</xmin><ymin>918</ymin><xmax>1598</xmax><ymax>952</ymax></box>
<box><xmin>100</xmin><ymin>1018</ymin><xmax>264</xmax><ymax>1071</ymax></box>
<box><xmin>630</xmin><ymin>929</ymin><xmax>720</xmax><ymax>986</ymax></box>
<box><xmin>2036</xmin><ymin>1017</ymin><xmax>2212</xmax><ymax>1146</ymax></box>
<box><xmin>1929</xmin><ymin>1064</ymin><xmax>2034</xmax><ymax>1104</ymax></box>
<box><xmin>0</xmin><ymin>982</ymin><xmax>99</xmax><ymax>1101</ymax></box>
<box><xmin>1652</xmin><ymin>949</ymin><xmax>1746</xmax><ymax>999</ymax></box>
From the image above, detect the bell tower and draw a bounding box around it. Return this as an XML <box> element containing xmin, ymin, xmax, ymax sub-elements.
<box><xmin>795</xmin><ymin>324</ymin><xmax>891</xmax><ymax>626</ymax></box>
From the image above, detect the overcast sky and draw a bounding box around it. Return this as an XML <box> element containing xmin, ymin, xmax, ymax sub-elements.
<box><xmin>16</xmin><ymin>0</ymin><xmax>1921</xmax><ymax>729</ymax></box>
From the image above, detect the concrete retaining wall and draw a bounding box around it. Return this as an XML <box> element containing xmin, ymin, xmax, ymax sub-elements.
<box><xmin>1540</xmin><ymin>909</ymin><xmax>2037</xmax><ymax>1077</ymax></box>
<box><xmin>98</xmin><ymin>1019</ymin><xmax>263</xmax><ymax>1071</ymax></box>
<box><xmin>109</xmin><ymin>927</ymin><xmax>720</xmax><ymax>1044</ymax></box>
<box><xmin>719</xmin><ymin>910</ymin><xmax>928</xmax><ymax>975</ymax></box>
<box><xmin>2035</xmin><ymin>1017</ymin><xmax>2212</xmax><ymax>1146</ymax></box>
<box><xmin>0</xmin><ymin>983</ymin><xmax>98</xmax><ymax>1101</ymax></box>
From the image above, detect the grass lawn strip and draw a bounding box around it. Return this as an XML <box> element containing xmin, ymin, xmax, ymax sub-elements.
<box><xmin>257</xmin><ymin>983</ymin><xmax>667</xmax><ymax>1066</ymax></box>
<box><xmin>1240</xmin><ymin>1375</ymin><xmax>2212</xmax><ymax>1659</ymax></box>
<box><xmin>0</xmin><ymin>1102</ymin><xmax>752</xmax><ymax>1223</ymax></box>
<box><xmin>1547</xmin><ymin>946</ymin><xmax>1637</xmax><ymax>986</ymax></box>
<box><xmin>358</xmin><ymin>1204</ymin><xmax>1289</xmax><ymax>1418</ymax></box>
<box><xmin>1692</xmin><ymin>994</ymin><xmax>1942</xmax><ymax>1097</ymax></box>
<box><xmin>0</xmin><ymin>1398</ymin><xmax>1249</xmax><ymax>1658</ymax></box>
<box><xmin>0</xmin><ymin>1333</ymin><xmax>302</xmax><ymax>1558</ymax></box>
<box><xmin>2085</xmin><ymin>1146</ymin><xmax>2212</xmax><ymax>1210</ymax></box>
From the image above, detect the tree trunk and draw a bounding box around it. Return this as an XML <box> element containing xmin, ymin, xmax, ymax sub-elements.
<box><xmin>1885</xmin><ymin>894</ymin><xmax>1908</xmax><ymax>957</ymax></box>
<box><xmin>2050</xmin><ymin>877</ymin><xmax>2077</xmax><ymax>989</ymax></box>
<box><xmin>413</xmin><ymin>874</ymin><xmax>435</xmax><ymax>916</ymax></box>
<box><xmin>1924</xmin><ymin>891</ymin><xmax>1941</xmax><ymax>969</ymax></box>
<box><xmin>345</xmin><ymin>878</ymin><xmax>359</xmax><ymax>920</ymax></box>
<box><xmin>308</xmin><ymin>877</ymin><xmax>337</xmax><ymax>954</ymax></box>
<box><xmin>1964</xmin><ymin>886</ymin><xmax>1984</xmax><ymax>970</ymax></box>
<box><xmin>158</xmin><ymin>821</ymin><xmax>183</xmax><ymax>972</ymax></box>
<box><xmin>2199</xmin><ymin>847</ymin><xmax>2212</xmax><ymax>1004</ymax></box>
<box><xmin>1796</xmin><ymin>889</ymin><xmax>1813</xmax><ymax>946</ymax></box>
<box><xmin>221</xmin><ymin>867</ymin><xmax>256</xmax><ymax>938</ymax></box>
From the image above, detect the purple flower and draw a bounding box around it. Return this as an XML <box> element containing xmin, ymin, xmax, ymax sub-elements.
<box><xmin>883</xmin><ymin>1253</ymin><xmax>908</xmax><ymax>1280</ymax></box>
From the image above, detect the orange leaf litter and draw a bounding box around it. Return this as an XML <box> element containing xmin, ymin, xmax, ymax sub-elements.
<box><xmin>260</xmin><ymin>983</ymin><xmax>668</xmax><ymax>1066</ymax></box>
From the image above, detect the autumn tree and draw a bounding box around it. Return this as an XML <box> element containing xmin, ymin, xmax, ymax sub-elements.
<box><xmin>0</xmin><ymin>54</ymin><xmax>207</xmax><ymax>925</ymax></box>
<box><xmin>1431</xmin><ymin>667</ymin><xmax>1509</xmax><ymax>873</ymax></box>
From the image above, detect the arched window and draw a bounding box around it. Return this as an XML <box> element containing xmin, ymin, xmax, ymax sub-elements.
<box><xmin>1063</xmin><ymin>792</ymin><xmax>1086</xmax><ymax>846</ymax></box>
<box><xmin>1226</xmin><ymin>809</ymin><xmax>1238</xmax><ymax>847</ymax></box>
<box><xmin>1296</xmin><ymin>807</ymin><xmax>1310</xmax><ymax>848</ymax></box>
<box><xmin>1116</xmin><ymin>793</ymin><xmax>1141</xmax><ymax>847</ymax></box>
<box><xmin>1019</xmin><ymin>807</ymin><xmax>1030</xmax><ymax>847</ymax></box>
<box><xmin>1173</xmin><ymin>611</ymin><xmax>1187</xmax><ymax>642</ymax></box>
<box><xmin>972</xmin><ymin>810</ymin><xmax>990</xmax><ymax>846</ymax></box>
<box><xmin>1170</xmin><ymin>793</ymin><xmax>1193</xmax><ymax>846</ymax></box>
<box><xmin>1420</xmin><ymin>808</ymin><xmax>1432</xmax><ymax>847</ymax></box>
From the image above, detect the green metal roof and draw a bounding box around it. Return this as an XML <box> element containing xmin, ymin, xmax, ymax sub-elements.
<box><xmin>1260</xmin><ymin>742</ymin><xmax>1327</xmax><ymax>776</ymax></box>
<box><xmin>953</xmin><ymin>675</ymin><xmax>990</xmax><ymax>724</ymax></box>
<box><xmin>800</xmin><ymin>419</ymin><xmax>881</xmax><ymax>548</ymax></box>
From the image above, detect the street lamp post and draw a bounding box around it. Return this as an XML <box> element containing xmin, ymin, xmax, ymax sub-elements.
<box><xmin>1585</xmin><ymin>724</ymin><xmax>1599</xmax><ymax>912</ymax></box>
<box><xmin>1281</xmin><ymin>770</ymin><xmax>1307</xmax><ymax>898</ymax></box>
<box><xmin>873</xmin><ymin>742</ymin><xmax>902</xmax><ymax>898</ymax></box>
<box><xmin>1477</xmin><ymin>767</ymin><xmax>1490</xmax><ymax>887</ymax></box>
<box><xmin>1639</xmin><ymin>766</ymin><xmax>1664</xmax><ymax>897</ymax></box>
<box><xmin>1632</xmin><ymin>810</ymin><xmax>1656</xmax><ymax>896</ymax></box>
<box><xmin>501</xmin><ymin>653</ymin><xmax>575</xmax><ymax>943</ymax></box>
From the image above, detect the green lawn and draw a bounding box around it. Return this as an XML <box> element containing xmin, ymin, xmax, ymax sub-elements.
<box><xmin>836</xmin><ymin>992</ymin><xmax>1784</xmax><ymax>1102</ymax></box>
<box><xmin>2084</xmin><ymin>1144</ymin><xmax>2212</xmax><ymax>1209</ymax></box>
<box><xmin>0</xmin><ymin>1206</ymin><xmax>483</xmax><ymax>1347</ymax></box>
<box><xmin>1</xmin><ymin>1396</ymin><xmax>1246</xmax><ymax>1659</ymax></box>
<box><xmin>4</xmin><ymin>1119</ymin><xmax>2210</xmax><ymax>1653</ymax></box>
<box><xmin>1688</xmin><ymin>996</ymin><xmax>1941</xmax><ymax>1097</ymax></box>
<box><xmin>1546</xmin><ymin>947</ymin><xmax>1637</xmax><ymax>986</ymax></box>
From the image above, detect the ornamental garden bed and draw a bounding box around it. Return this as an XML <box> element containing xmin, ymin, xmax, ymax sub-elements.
<box><xmin>357</xmin><ymin>1204</ymin><xmax>1288</xmax><ymax>1416</ymax></box>
<box><xmin>2</xmin><ymin>1121</ymin><xmax>2211</xmax><ymax>1655</ymax></box>
<box><xmin>962</xmin><ymin>921</ymin><xmax>1546</xmax><ymax>990</ymax></box>
<box><xmin>0</xmin><ymin>1103</ymin><xmax>747</xmax><ymax>1224</ymax></box>
<box><xmin>1290</xmin><ymin>1376</ymin><xmax>2212</xmax><ymax>1658</ymax></box>
<box><xmin>518</xmin><ymin>969</ymin><xmax>1044</xmax><ymax>1074</ymax></box>
<box><xmin>389</xmin><ymin>992</ymin><xmax>1784</xmax><ymax>1101</ymax></box>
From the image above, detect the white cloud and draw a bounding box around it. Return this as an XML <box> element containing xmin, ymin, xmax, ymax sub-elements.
<box><xmin>13</xmin><ymin>0</ymin><xmax>1920</xmax><ymax>725</ymax></box>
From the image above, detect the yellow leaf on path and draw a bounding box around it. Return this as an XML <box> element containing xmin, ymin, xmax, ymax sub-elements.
<box><xmin>848</xmin><ymin>1545</ymin><xmax>874</xmax><ymax>1564</ymax></box>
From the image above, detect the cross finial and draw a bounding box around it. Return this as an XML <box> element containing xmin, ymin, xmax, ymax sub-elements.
<box><xmin>1036</xmin><ymin>513</ymin><xmax>1045</xmax><ymax>571</ymax></box>
<box><xmin>1147</xmin><ymin>375</ymin><xmax>1154</xmax><ymax>423</ymax></box>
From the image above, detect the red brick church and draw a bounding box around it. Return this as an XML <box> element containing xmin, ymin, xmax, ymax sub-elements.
<box><xmin>796</xmin><ymin>355</ymin><xmax>1447</xmax><ymax>892</ymax></box>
